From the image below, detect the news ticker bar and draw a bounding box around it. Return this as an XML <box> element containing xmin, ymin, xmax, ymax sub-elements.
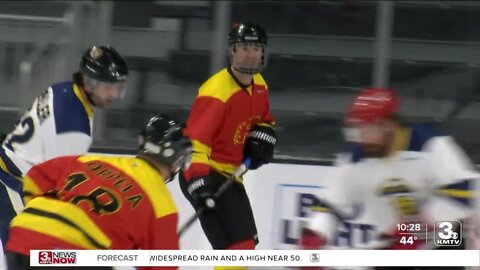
<box><xmin>31</xmin><ymin>250</ymin><xmax>480</xmax><ymax>267</ymax></box>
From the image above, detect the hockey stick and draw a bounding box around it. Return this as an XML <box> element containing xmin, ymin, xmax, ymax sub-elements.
<box><xmin>178</xmin><ymin>158</ymin><xmax>251</xmax><ymax>237</ymax></box>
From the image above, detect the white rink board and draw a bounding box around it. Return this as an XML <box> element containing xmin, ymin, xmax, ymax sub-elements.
<box><xmin>167</xmin><ymin>162</ymin><xmax>336</xmax><ymax>252</ymax></box>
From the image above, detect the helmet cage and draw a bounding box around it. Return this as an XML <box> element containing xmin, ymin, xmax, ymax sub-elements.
<box><xmin>229</xmin><ymin>42</ymin><xmax>269</xmax><ymax>74</ymax></box>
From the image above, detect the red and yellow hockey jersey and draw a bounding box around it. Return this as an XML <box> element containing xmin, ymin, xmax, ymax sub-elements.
<box><xmin>183</xmin><ymin>68</ymin><xmax>275</xmax><ymax>181</ymax></box>
<box><xmin>7</xmin><ymin>155</ymin><xmax>179</xmax><ymax>270</ymax></box>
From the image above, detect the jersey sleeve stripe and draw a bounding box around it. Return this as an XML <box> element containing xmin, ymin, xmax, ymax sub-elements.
<box><xmin>0</xmin><ymin>147</ymin><xmax>23</xmax><ymax>178</ymax></box>
<box><xmin>22</xmin><ymin>176</ymin><xmax>41</xmax><ymax>203</ymax></box>
<box><xmin>0</xmin><ymin>160</ymin><xmax>22</xmax><ymax>193</ymax></box>
<box><xmin>23</xmin><ymin>207</ymin><xmax>107</xmax><ymax>249</ymax></box>
<box><xmin>11</xmin><ymin>197</ymin><xmax>111</xmax><ymax>249</ymax></box>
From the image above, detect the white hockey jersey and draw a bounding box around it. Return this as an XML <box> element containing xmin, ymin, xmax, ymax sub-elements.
<box><xmin>0</xmin><ymin>82</ymin><xmax>94</xmax><ymax>191</ymax></box>
<box><xmin>306</xmin><ymin>124</ymin><xmax>478</xmax><ymax>250</ymax></box>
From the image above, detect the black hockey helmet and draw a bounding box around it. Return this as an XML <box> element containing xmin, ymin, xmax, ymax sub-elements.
<box><xmin>228</xmin><ymin>22</ymin><xmax>268</xmax><ymax>46</ymax></box>
<box><xmin>80</xmin><ymin>46</ymin><xmax>128</xmax><ymax>83</ymax></box>
<box><xmin>228</xmin><ymin>22</ymin><xmax>269</xmax><ymax>74</ymax></box>
<box><xmin>138</xmin><ymin>114</ymin><xmax>192</xmax><ymax>183</ymax></box>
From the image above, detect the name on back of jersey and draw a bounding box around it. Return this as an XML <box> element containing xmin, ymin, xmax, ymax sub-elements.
<box><xmin>36</xmin><ymin>90</ymin><xmax>51</xmax><ymax>124</ymax></box>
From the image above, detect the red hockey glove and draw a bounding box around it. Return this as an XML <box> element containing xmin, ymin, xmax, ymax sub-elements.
<box><xmin>298</xmin><ymin>228</ymin><xmax>326</xmax><ymax>270</ymax></box>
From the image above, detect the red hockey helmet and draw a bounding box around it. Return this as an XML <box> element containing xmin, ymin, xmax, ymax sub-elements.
<box><xmin>345</xmin><ymin>88</ymin><xmax>400</xmax><ymax>126</ymax></box>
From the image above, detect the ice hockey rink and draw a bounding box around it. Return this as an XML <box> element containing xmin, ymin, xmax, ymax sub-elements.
<box><xmin>2</xmin><ymin>1</ymin><xmax>480</xmax><ymax>270</ymax></box>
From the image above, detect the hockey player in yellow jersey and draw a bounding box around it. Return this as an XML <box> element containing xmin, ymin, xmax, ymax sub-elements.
<box><xmin>6</xmin><ymin>114</ymin><xmax>192</xmax><ymax>270</ymax></box>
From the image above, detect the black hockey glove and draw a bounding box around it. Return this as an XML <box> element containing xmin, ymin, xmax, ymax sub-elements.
<box><xmin>243</xmin><ymin>124</ymin><xmax>277</xmax><ymax>170</ymax></box>
<box><xmin>187</xmin><ymin>175</ymin><xmax>217</xmax><ymax>209</ymax></box>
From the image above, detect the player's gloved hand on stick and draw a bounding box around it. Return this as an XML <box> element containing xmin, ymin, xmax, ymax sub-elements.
<box><xmin>243</xmin><ymin>124</ymin><xmax>277</xmax><ymax>170</ymax></box>
<box><xmin>187</xmin><ymin>175</ymin><xmax>217</xmax><ymax>209</ymax></box>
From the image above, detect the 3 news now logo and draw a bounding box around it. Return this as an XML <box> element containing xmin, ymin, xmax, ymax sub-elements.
<box><xmin>434</xmin><ymin>220</ymin><xmax>462</xmax><ymax>247</ymax></box>
<box><xmin>38</xmin><ymin>251</ymin><xmax>77</xmax><ymax>264</ymax></box>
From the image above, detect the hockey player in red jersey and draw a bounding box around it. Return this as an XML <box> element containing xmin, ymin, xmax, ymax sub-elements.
<box><xmin>300</xmin><ymin>88</ymin><xmax>478</xmax><ymax>270</ymax></box>
<box><xmin>178</xmin><ymin>22</ymin><xmax>277</xmax><ymax>270</ymax></box>
<box><xmin>6</xmin><ymin>114</ymin><xmax>191</xmax><ymax>270</ymax></box>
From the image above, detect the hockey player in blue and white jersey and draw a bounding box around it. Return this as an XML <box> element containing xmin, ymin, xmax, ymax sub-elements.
<box><xmin>300</xmin><ymin>88</ymin><xmax>478</xmax><ymax>270</ymax></box>
<box><xmin>0</xmin><ymin>45</ymin><xmax>128</xmax><ymax>253</ymax></box>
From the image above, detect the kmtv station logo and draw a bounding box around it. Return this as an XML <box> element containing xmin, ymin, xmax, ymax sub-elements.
<box><xmin>39</xmin><ymin>251</ymin><xmax>77</xmax><ymax>264</ymax></box>
<box><xmin>434</xmin><ymin>220</ymin><xmax>462</xmax><ymax>247</ymax></box>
